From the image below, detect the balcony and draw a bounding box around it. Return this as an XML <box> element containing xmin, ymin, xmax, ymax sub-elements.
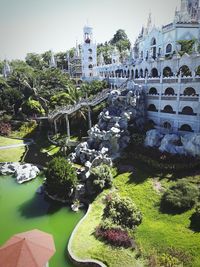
<box><xmin>179</xmin><ymin>95</ymin><xmax>199</xmax><ymax>102</ymax></box>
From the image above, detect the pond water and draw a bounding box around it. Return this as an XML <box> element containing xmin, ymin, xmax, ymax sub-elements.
<box><xmin>0</xmin><ymin>175</ymin><xmax>84</xmax><ymax>267</ymax></box>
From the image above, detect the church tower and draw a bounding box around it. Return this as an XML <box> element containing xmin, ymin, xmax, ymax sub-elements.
<box><xmin>81</xmin><ymin>25</ymin><xmax>97</xmax><ymax>80</ymax></box>
<box><xmin>187</xmin><ymin>0</ymin><xmax>200</xmax><ymax>22</ymax></box>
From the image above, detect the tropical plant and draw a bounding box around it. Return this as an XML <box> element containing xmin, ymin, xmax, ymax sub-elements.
<box><xmin>177</xmin><ymin>39</ymin><xmax>196</xmax><ymax>55</ymax></box>
<box><xmin>22</xmin><ymin>98</ymin><xmax>45</xmax><ymax>116</ymax></box>
<box><xmin>45</xmin><ymin>157</ymin><xmax>78</xmax><ymax>198</ymax></box>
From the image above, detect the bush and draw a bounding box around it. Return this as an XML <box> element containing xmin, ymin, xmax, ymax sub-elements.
<box><xmin>22</xmin><ymin>98</ymin><xmax>45</xmax><ymax>116</ymax></box>
<box><xmin>0</xmin><ymin>122</ymin><xmax>11</xmax><ymax>136</ymax></box>
<box><xmin>161</xmin><ymin>180</ymin><xmax>199</xmax><ymax>212</ymax></box>
<box><xmin>103</xmin><ymin>193</ymin><xmax>142</xmax><ymax>229</ymax></box>
<box><xmin>159</xmin><ymin>253</ymin><xmax>181</xmax><ymax>267</ymax></box>
<box><xmin>95</xmin><ymin>226</ymin><xmax>135</xmax><ymax>248</ymax></box>
<box><xmin>45</xmin><ymin>157</ymin><xmax>78</xmax><ymax>199</ymax></box>
<box><xmin>90</xmin><ymin>164</ymin><xmax>113</xmax><ymax>192</ymax></box>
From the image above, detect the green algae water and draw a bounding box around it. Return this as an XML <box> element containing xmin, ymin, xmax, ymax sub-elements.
<box><xmin>0</xmin><ymin>175</ymin><xmax>84</xmax><ymax>267</ymax></box>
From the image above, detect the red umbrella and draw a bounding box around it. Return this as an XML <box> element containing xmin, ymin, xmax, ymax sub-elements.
<box><xmin>0</xmin><ymin>229</ymin><xmax>56</xmax><ymax>267</ymax></box>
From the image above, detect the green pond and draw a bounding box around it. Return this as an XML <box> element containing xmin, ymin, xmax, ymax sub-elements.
<box><xmin>0</xmin><ymin>175</ymin><xmax>84</xmax><ymax>267</ymax></box>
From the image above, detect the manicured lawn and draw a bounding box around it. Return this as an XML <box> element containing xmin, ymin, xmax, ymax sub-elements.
<box><xmin>41</xmin><ymin>144</ymin><xmax>60</xmax><ymax>156</ymax></box>
<box><xmin>0</xmin><ymin>136</ymin><xmax>23</xmax><ymax>147</ymax></box>
<box><xmin>70</xmin><ymin>193</ymin><xmax>144</xmax><ymax>267</ymax></box>
<box><xmin>0</xmin><ymin>147</ymin><xmax>25</xmax><ymax>162</ymax></box>
<box><xmin>0</xmin><ymin>137</ymin><xmax>25</xmax><ymax>162</ymax></box>
<box><xmin>70</xmin><ymin>162</ymin><xmax>200</xmax><ymax>267</ymax></box>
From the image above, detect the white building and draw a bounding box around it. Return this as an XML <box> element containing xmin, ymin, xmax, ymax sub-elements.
<box><xmin>81</xmin><ymin>25</ymin><xmax>97</xmax><ymax>80</ymax></box>
<box><xmin>81</xmin><ymin>0</ymin><xmax>200</xmax><ymax>133</ymax></box>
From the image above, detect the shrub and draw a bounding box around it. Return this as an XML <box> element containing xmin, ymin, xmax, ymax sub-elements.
<box><xmin>90</xmin><ymin>164</ymin><xmax>113</xmax><ymax>191</ymax></box>
<box><xmin>103</xmin><ymin>193</ymin><xmax>142</xmax><ymax>229</ymax></box>
<box><xmin>0</xmin><ymin>122</ymin><xmax>11</xmax><ymax>136</ymax></box>
<box><xmin>45</xmin><ymin>157</ymin><xmax>78</xmax><ymax>199</ymax></box>
<box><xmin>159</xmin><ymin>253</ymin><xmax>181</xmax><ymax>267</ymax></box>
<box><xmin>22</xmin><ymin>98</ymin><xmax>45</xmax><ymax>116</ymax></box>
<box><xmin>161</xmin><ymin>180</ymin><xmax>199</xmax><ymax>212</ymax></box>
<box><xmin>95</xmin><ymin>226</ymin><xmax>135</xmax><ymax>248</ymax></box>
<box><xmin>17</xmin><ymin>120</ymin><xmax>37</xmax><ymax>137</ymax></box>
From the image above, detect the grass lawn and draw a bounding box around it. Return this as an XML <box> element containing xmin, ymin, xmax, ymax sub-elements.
<box><xmin>0</xmin><ymin>147</ymin><xmax>25</xmax><ymax>162</ymax></box>
<box><xmin>0</xmin><ymin>136</ymin><xmax>23</xmax><ymax>147</ymax></box>
<box><xmin>41</xmin><ymin>144</ymin><xmax>60</xmax><ymax>156</ymax></box>
<box><xmin>0</xmin><ymin>137</ymin><xmax>25</xmax><ymax>162</ymax></box>
<box><xmin>70</xmin><ymin>162</ymin><xmax>200</xmax><ymax>267</ymax></box>
<box><xmin>70</xmin><ymin>192</ymin><xmax>144</xmax><ymax>267</ymax></box>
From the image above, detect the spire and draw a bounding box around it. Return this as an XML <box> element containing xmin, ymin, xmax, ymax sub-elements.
<box><xmin>147</xmin><ymin>12</ymin><xmax>152</xmax><ymax>31</ymax></box>
<box><xmin>75</xmin><ymin>40</ymin><xmax>79</xmax><ymax>58</ymax></box>
<box><xmin>99</xmin><ymin>52</ymin><xmax>105</xmax><ymax>66</ymax></box>
<box><xmin>181</xmin><ymin>0</ymin><xmax>188</xmax><ymax>12</ymax></box>
<box><xmin>2</xmin><ymin>60</ymin><xmax>11</xmax><ymax>78</ymax></box>
<box><xmin>49</xmin><ymin>51</ymin><xmax>56</xmax><ymax>68</ymax></box>
<box><xmin>174</xmin><ymin>0</ymin><xmax>192</xmax><ymax>23</ymax></box>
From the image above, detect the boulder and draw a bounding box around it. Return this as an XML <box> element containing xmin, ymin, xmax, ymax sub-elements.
<box><xmin>145</xmin><ymin>129</ymin><xmax>163</xmax><ymax>147</ymax></box>
<box><xmin>181</xmin><ymin>133</ymin><xmax>200</xmax><ymax>157</ymax></box>
<box><xmin>0</xmin><ymin>163</ymin><xmax>40</xmax><ymax>184</ymax></box>
<box><xmin>159</xmin><ymin>134</ymin><xmax>186</xmax><ymax>155</ymax></box>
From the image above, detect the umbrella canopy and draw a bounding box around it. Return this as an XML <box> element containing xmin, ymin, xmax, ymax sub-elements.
<box><xmin>0</xmin><ymin>229</ymin><xmax>56</xmax><ymax>267</ymax></box>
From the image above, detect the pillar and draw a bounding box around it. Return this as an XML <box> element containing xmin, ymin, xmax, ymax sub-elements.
<box><xmin>65</xmin><ymin>114</ymin><xmax>70</xmax><ymax>138</ymax></box>
<box><xmin>88</xmin><ymin>106</ymin><xmax>92</xmax><ymax>129</ymax></box>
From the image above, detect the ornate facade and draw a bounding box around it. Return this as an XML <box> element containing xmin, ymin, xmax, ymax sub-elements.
<box><xmin>82</xmin><ymin>0</ymin><xmax>200</xmax><ymax>133</ymax></box>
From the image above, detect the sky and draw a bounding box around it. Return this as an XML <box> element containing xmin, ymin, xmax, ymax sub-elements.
<box><xmin>0</xmin><ymin>0</ymin><xmax>180</xmax><ymax>60</ymax></box>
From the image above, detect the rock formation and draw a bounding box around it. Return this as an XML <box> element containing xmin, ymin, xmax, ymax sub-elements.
<box><xmin>145</xmin><ymin>129</ymin><xmax>200</xmax><ymax>157</ymax></box>
<box><xmin>69</xmin><ymin>81</ymin><xmax>146</xmax><ymax>168</ymax></box>
<box><xmin>0</xmin><ymin>162</ymin><xmax>40</xmax><ymax>183</ymax></box>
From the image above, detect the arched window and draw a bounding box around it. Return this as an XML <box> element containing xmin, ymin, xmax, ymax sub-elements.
<box><xmin>145</xmin><ymin>68</ymin><xmax>148</xmax><ymax>77</ymax></box>
<box><xmin>163</xmin><ymin>122</ymin><xmax>171</xmax><ymax>129</ymax></box>
<box><xmin>151</xmin><ymin>38</ymin><xmax>157</xmax><ymax>59</ymax></box>
<box><xmin>183</xmin><ymin>87</ymin><xmax>196</xmax><ymax>96</ymax></box>
<box><xmin>127</xmin><ymin>70</ymin><xmax>130</xmax><ymax>78</ymax></box>
<box><xmin>88</xmin><ymin>64</ymin><xmax>93</xmax><ymax>69</ymax></box>
<box><xmin>135</xmin><ymin>69</ymin><xmax>139</xmax><ymax>78</ymax></box>
<box><xmin>162</xmin><ymin>105</ymin><xmax>175</xmax><ymax>114</ymax></box>
<box><xmin>131</xmin><ymin>69</ymin><xmax>134</xmax><ymax>78</ymax></box>
<box><xmin>181</xmin><ymin>106</ymin><xmax>195</xmax><ymax>115</ymax></box>
<box><xmin>151</xmin><ymin>38</ymin><xmax>156</xmax><ymax>46</ymax></box>
<box><xmin>163</xmin><ymin>67</ymin><xmax>173</xmax><ymax>77</ymax></box>
<box><xmin>149</xmin><ymin>87</ymin><xmax>158</xmax><ymax>95</ymax></box>
<box><xmin>140</xmin><ymin>69</ymin><xmax>143</xmax><ymax>78</ymax></box>
<box><xmin>152</xmin><ymin>68</ymin><xmax>158</xmax><ymax>78</ymax></box>
<box><xmin>148</xmin><ymin>120</ymin><xmax>155</xmax><ymax>129</ymax></box>
<box><xmin>178</xmin><ymin>65</ymin><xmax>192</xmax><ymax>77</ymax></box>
<box><xmin>88</xmin><ymin>49</ymin><xmax>92</xmax><ymax>53</ymax></box>
<box><xmin>166</xmin><ymin>43</ymin><xmax>172</xmax><ymax>54</ymax></box>
<box><xmin>179</xmin><ymin>124</ymin><xmax>193</xmax><ymax>132</ymax></box>
<box><xmin>148</xmin><ymin>104</ymin><xmax>157</xmax><ymax>112</ymax></box>
<box><xmin>88</xmin><ymin>56</ymin><xmax>93</xmax><ymax>62</ymax></box>
<box><xmin>164</xmin><ymin>88</ymin><xmax>175</xmax><ymax>95</ymax></box>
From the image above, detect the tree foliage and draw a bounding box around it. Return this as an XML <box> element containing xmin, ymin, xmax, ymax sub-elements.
<box><xmin>45</xmin><ymin>157</ymin><xmax>78</xmax><ymax>198</ymax></box>
<box><xmin>177</xmin><ymin>39</ymin><xmax>196</xmax><ymax>55</ymax></box>
<box><xmin>22</xmin><ymin>98</ymin><xmax>45</xmax><ymax>116</ymax></box>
